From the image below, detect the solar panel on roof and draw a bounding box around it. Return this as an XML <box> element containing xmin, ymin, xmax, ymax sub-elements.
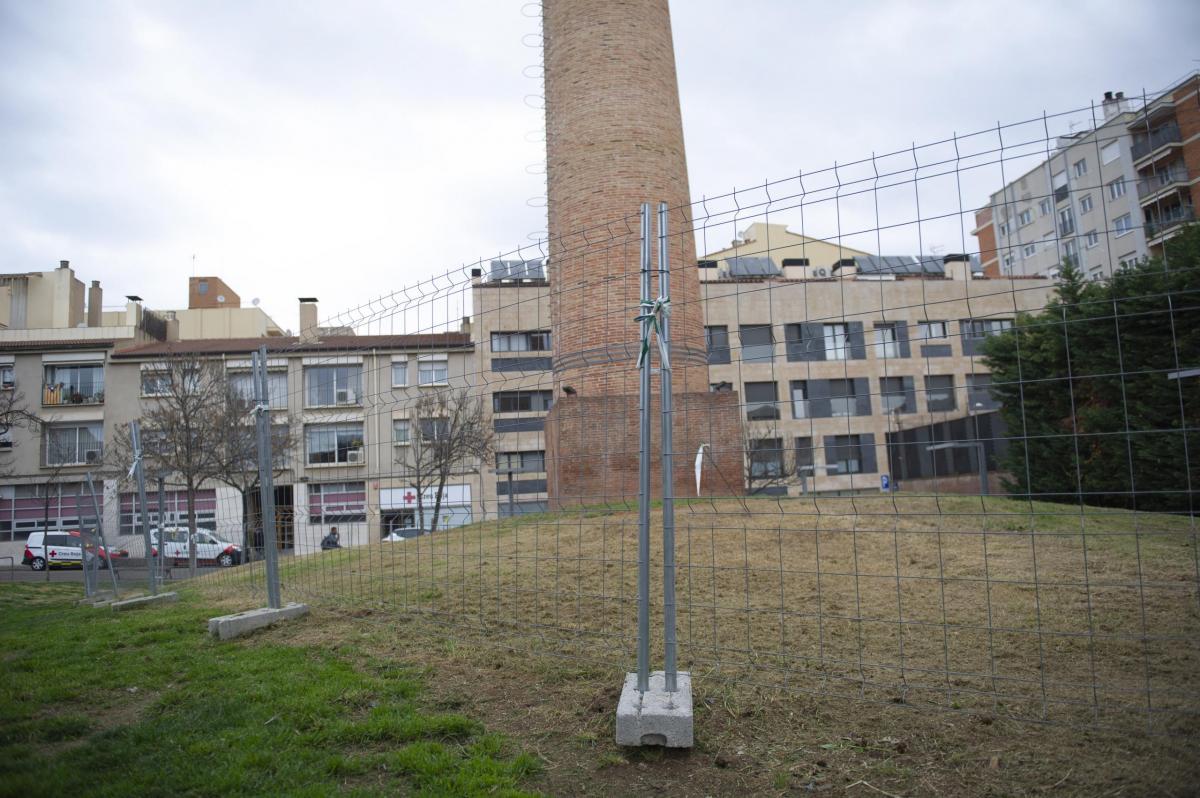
<box><xmin>727</xmin><ymin>256</ymin><xmax>781</xmax><ymax>277</ymax></box>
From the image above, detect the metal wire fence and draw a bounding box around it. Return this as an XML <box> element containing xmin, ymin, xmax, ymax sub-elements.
<box><xmin>73</xmin><ymin>92</ymin><xmax>1200</xmax><ymax>738</ymax></box>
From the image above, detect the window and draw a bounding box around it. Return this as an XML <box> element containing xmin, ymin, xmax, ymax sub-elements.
<box><xmin>874</xmin><ymin>323</ymin><xmax>900</xmax><ymax>359</ymax></box>
<box><xmin>43</xmin><ymin>364</ymin><xmax>104</xmax><ymax>406</ymax></box>
<box><xmin>197</xmin><ymin>280</ymin><xmax>209</xmax><ymax>295</ymax></box>
<box><xmin>497</xmin><ymin>450</ymin><xmax>546</xmax><ymax>474</ymax></box>
<box><xmin>827</xmin><ymin>435</ymin><xmax>866</xmax><ymax>474</ymax></box>
<box><xmin>917</xmin><ymin>321</ymin><xmax>947</xmax><ymax>341</ymax></box>
<box><xmin>228</xmin><ymin>370</ymin><xmax>288</xmax><ymax>410</ymax></box>
<box><xmin>308</xmin><ymin>481</ymin><xmax>367</xmax><ymax>523</ymax></box>
<box><xmin>305</xmin><ymin>365</ymin><xmax>362</xmax><ymax>406</ymax></box>
<box><xmin>417</xmin><ymin>359</ymin><xmax>449</xmax><ymax>385</ymax></box>
<box><xmin>305</xmin><ymin>423</ymin><xmax>364</xmax><ymax>465</ymax></box>
<box><xmin>492</xmin><ymin>390</ymin><xmax>553</xmax><ymax>413</ymax></box>
<box><xmin>925</xmin><ymin>375</ymin><xmax>956</xmax><ymax>411</ymax></box>
<box><xmin>748</xmin><ymin>438</ymin><xmax>784</xmax><ymax>479</ymax></box>
<box><xmin>392</xmin><ymin>419</ymin><xmax>410</xmax><ymax>445</ymax></box>
<box><xmin>998</xmin><ymin>222</ymin><xmax>1009</xmax><ymax>237</ymax></box>
<box><xmin>1085</xmin><ymin>230</ymin><xmax>1100</xmax><ymax>248</ymax></box>
<box><xmin>828</xmin><ymin>379</ymin><xmax>857</xmax><ymax>418</ymax></box>
<box><xmin>1108</xmin><ymin>178</ymin><xmax>1126</xmax><ymax>201</ymax></box>
<box><xmin>1018</xmin><ymin>209</ymin><xmax>1032</xmax><ymax>226</ymax></box>
<box><xmin>1073</xmin><ymin>158</ymin><xmax>1087</xmax><ymax>178</ymax></box>
<box><xmin>967</xmin><ymin>374</ymin><xmax>997</xmax><ymax>410</ymax></box>
<box><xmin>739</xmin><ymin>325</ymin><xmax>774</xmax><ymax>363</ymax></box>
<box><xmin>1058</xmin><ymin>207</ymin><xmax>1075</xmax><ymax>236</ymax></box>
<box><xmin>0</xmin><ymin>364</ymin><xmax>13</xmax><ymax>390</ymax></box>
<box><xmin>1002</xmin><ymin>253</ymin><xmax>1015</xmax><ymax>271</ymax></box>
<box><xmin>1118</xmin><ymin>252</ymin><xmax>1138</xmax><ymax>270</ymax></box>
<box><xmin>1063</xmin><ymin>239</ymin><xmax>1078</xmax><ymax>260</ymax></box>
<box><xmin>1114</xmin><ymin>214</ymin><xmax>1133</xmax><ymax>236</ymax></box>
<box><xmin>705</xmin><ymin>326</ymin><xmax>730</xmax><ymax>365</ymax></box>
<box><xmin>418</xmin><ymin>418</ymin><xmax>451</xmax><ymax>441</ymax></box>
<box><xmin>1023</xmin><ymin>243</ymin><xmax>1036</xmax><ymax>258</ymax></box>
<box><xmin>44</xmin><ymin>423</ymin><xmax>103</xmax><ymax>466</ymax></box>
<box><xmin>118</xmin><ymin>487</ymin><xmax>213</xmax><ymax>536</ymax></box>
<box><xmin>491</xmin><ymin>331</ymin><xmax>551</xmax><ymax>352</ymax></box>
<box><xmin>790</xmin><ymin>381</ymin><xmax>808</xmax><ymax>419</ymax></box>
<box><xmin>140</xmin><ymin>371</ymin><xmax>171</xmax><ymax>397</ymax></box>
<box><xmin>823</xmin><ymin>323</ymin><xmax>848</xmax><ymax>361</ymax></box>
<box><xmin>1052</xmin><ymin>171</ymin><xmax>1068</xmax><ymax>203</ymax></box>
<box><xmin>880</xmin><ymin>376</ymin><xmax>913</xmax><ymax>414</ymax></box>
<box><xmin>391</xmin><ymin>361</ymin><xmax>408</xmax><ymax>387</ymax></box>
<box><xmin>744</xmin><ymin>381</ymin><xmax>779</xmax><ymax>420</ymax></box>
<box><xmin>794</xmin><ymin>437</ymin><xmax>814</xmax><ymax>471</ymax></box>
<box><xmin>965</xmin><ymin>319</ymin><xmax>1013</xmax><ymax>339</ymax></box>
<box><xmin>1039</xmin><ymin>198</ymin><xmax>1052</xmax><ymax>216</ymax></box>
<box><xmin>0</xmin><ymin>427</ymin><xmax>12</xmax><ymax>450</ymax></box>
<box><xmin>1079</xmin><ymin>194</ymin><xmax>1093</xmax><ymax>214</ymax></box>
<box><xmin>1101</xmin><ymin>140</ymin><xmax>1120</xmax><ymax>165</ymax></box>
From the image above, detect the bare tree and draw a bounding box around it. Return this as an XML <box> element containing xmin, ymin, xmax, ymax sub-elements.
<box><xmin>394</xmin><ymin>389</ymin><xmax>492</xmax><ymax>534</ymax></box>
<box><xmin>209</xmin><ymin>381</ymin><xmax>295</xmax><ymax>559</ymax></box>
<box><xmin>0</xmin><ymin>386</ymin><xmax>42</xmax><ymax>476</ymax></box>
<box><xmin>109</xmin><ymin>355</ymin><xmax>227</xmax><ymax>576</ymax></box>
<box><xmin>743</xmin><ymin>420</ymin><xmax>793</xmax><ymax>496</ymax></box>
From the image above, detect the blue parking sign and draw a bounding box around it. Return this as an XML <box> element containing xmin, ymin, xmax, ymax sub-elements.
<box><xmin>880</xmin><ymin>474</ymin><xmax>890</xmax><ymax>492</ymax></box>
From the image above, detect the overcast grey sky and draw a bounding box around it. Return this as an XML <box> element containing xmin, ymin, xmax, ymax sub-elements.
<box><xmin>2</xmin><ymin>1</ymin><xmax>1197</xmax><ymax>332</ymax></box>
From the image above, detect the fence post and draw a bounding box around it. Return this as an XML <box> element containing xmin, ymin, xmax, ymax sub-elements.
<box><xmin>253</xmin><ymin>346</ymin><xmax>282</xmax><ymax>609</ymax></box>
<box><xmin>636</xmin><ymin>202</ymin><xmax>653</xmax><ymax>694</ymax></box>
<box><xmin>657</xmin><ymin>201</ymin><xmax>678</xmax><ymax>693</ymax></box>
<box><xmin>129</xmin><ymin>421</ymin><xmax>157</xmax><ymax>596</ymax></box>
<box><xmin>157</xmin><ymin>477</ymin><xmax>167</xmax><ymax>584</ymax></box>
<box><xmin>86</xmin><ymin>472</ymin><xmax>119</xmax><ymax>599</ymax></box>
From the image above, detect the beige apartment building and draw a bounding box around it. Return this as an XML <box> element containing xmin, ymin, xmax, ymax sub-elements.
<box><xmin>469</xmin><ymin>222</ymin><xmax>1058</xmax><ymax>500</ymax></box>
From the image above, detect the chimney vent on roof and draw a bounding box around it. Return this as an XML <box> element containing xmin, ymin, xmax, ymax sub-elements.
<box><xmin>299</xmin><ymin>297</ymin><xmax>319</xmax><ymax>342</ymax></box>
<box><xmin>59</xmin><ymin>260</ymin><xmax>69</xmax><ymax>270</ymax></box>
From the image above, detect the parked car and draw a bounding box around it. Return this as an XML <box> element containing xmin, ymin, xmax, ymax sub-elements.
<box><xmin>23</xmin><ymin>530</ymin><xmax>128</xmax><ymax>571</ymax></box>
<box><xmin>149</xmin><ymin>527</ymin><xmax>243</xmax><ymax>567</ymax></box>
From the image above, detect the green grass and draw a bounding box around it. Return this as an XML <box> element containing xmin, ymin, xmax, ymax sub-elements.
<box><xmin>0</xmin><ymin>583</ymin><xmax>540</xmax><ymax>798</ymax></box>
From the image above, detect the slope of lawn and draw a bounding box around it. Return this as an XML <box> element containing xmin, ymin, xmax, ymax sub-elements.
<box><xmin>0</xmin><ymin>583</ymin><xmax>539</xmax><ymax>798</ymax></box>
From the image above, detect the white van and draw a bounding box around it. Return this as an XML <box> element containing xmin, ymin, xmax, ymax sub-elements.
<box><xmin>23</xmin><ymin>530</ymin><xmax>126</xmax><ymax>571</ymax></box>
<box><xmin>150</xmin><ymin>527</ymin><xmax>243</xmax><ymax>568</ymax></box>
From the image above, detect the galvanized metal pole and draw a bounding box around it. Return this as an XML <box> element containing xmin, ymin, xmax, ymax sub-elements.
<box><xmin>130</xmin><ymin>422</ymin><xmax>157</xmax><ymax>595</ymax></box>
<box><xmin>86</xmin><ymin>472</ymin><xmax>119</xmax><ymax>599</ymax></box>
<box><xmin>254</xmin><ymin>347</ymin><xmax>282</xmax><ymax>609</ymax></box>
<box><xmin>978</xmin><ymin>442</ymin><xmax>989</xmax><ymax>497</ymax></box>
<box><xmin>657</xmin><ymin>201</ymin><xmax>678</xmax><ymax>693</ymax></box>
<box><xmin>80</xmin><ymin>518</ymin><xmax>94</xmax><ymax>598</ymax></box>
<box><xmin>157</xmin><ymin>477</ymin><xmax>167</xmax><ymax>584</ymax></box>
<box><xmin>636</xmin><ymin>202</ymin><xmax>652</xmax><ymax>693</ymax></box>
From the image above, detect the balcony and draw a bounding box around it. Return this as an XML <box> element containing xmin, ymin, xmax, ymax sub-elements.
<box><xmin>1131</xmin><ymin>123</ymin><xmax>1182</xmax><ymax>162</ymax></box>
<box><xmin>42</xmin><ymin>442</ymin><xmax>104</xmax><ymax>468</ymax></box>
<box><xmin>1145</xmin><ymin>204</ymin><xmax>1196</xmax><ymax>240</ymax></box>
<box><xmin>1053</xmin><ymin>184</ymin><xmax>1070</xmax><ymax>204</ymax></box>
<box><xmin>42</xmin><ymin>383</ymin><xmax>105</xmax><ymax>406</ymax></box>
<box><xmin>1136</xmin><ymin>163</ymin><xmax>1190</xmax><ymax>201</ymax></box>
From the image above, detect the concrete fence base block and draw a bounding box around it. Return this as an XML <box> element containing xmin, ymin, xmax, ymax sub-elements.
<box><xmin>208</xmin><ymin>603</ymin><xmax>309</xmax><ymax>640</ymax></box>
<box><xmin>615</xmin><ymin>671</ymin><xmax>694</xmax><ymax>748</ymax></box>
<box><xmin>110</xmin><ymin>592</ymin><xmax>178</xmax><ymax>612</ymax></box>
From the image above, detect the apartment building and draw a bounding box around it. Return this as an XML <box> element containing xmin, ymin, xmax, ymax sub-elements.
<box><xmin>1126</xmin><ymin>73</ymin><xmax>1200</xmax><ymax>253</ymax></box>
<box><xmin>106</xmin><ymin>324</ymin><xmax>476</xmax><ymax>552</ymax></box>
<box><xmin>974</xmin><ymin>74</ymin><xmax>1200</xmax><ymax>281</ymax></box>
<box><xmin>468</xmin><ymin>223</ymin><xmax>1058</xmax><ymax>499</ymax></box>
<box><xmin>974</xmin><ymin>92</ymin><xmax>1149</xmax><ymax>282</ymax></box>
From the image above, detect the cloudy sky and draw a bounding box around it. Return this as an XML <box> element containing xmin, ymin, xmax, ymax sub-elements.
<box><xmin>2</xmin><ymin>1</ymin><xmax>1197</xmax><ymax>333</ymax></box>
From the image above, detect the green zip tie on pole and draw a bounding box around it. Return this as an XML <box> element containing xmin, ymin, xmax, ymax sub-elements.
<box><xmin>635</xmin><ymin>295</ymin><xmax>670</xmax><ymax>369</ymax></box>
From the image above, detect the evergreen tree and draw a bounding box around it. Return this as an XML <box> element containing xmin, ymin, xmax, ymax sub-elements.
<box><xmin>982</xmin><ymin>226</ymin><xmax>1200</xmax><ymax>512</ymax></box>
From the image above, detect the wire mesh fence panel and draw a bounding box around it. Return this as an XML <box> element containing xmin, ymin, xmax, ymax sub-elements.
<box><xmin>42</xmin><ymin>90</ymin><xmax>1196</xmax><ymax>739</ymax></box>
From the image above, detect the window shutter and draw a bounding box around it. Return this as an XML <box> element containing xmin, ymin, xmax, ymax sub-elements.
<box><xmin>854</xmin><ymin>378</ymin><xmax>872</xmax><ymax>416</ymax></box>
<box><xmin>848</xmin><ymin>322</ymin><xmax>867</xmax><ymax>360</ymax></box>
<box><xmin>859</xmin><ymin>433</ymin><xmax>878</xmax><ymax>473</ymax></box>
<box><xmin>896</xmin><ymin>321</ymin><xmax>912</xmax><ymax>358</ymax></box>
<box><xmin>822</xmin><ymin>435</ymin><xmax>839</xmax><ymax>470</ymax></box>
<box><xmin>808</xmin><ymin>379</ymin><xmax>832</xmax><ymax>418</ymax></box>
<box><xmin>959</xmin><ymin>319</ymin><xmax>978</xmax><ymax>356</ymax></box>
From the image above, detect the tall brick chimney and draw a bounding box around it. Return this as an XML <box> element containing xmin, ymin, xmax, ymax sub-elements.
<box><xmin>542</xmin><ymin>0</ymin><xmax>741</xmax><ymax>505</ymax></box>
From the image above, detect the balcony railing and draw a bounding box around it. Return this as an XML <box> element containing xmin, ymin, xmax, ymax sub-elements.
<box><xmin>1145</xmin><ymin>204</ymin><xmax>1196</xmax><ymax>239</ymax></box>
<box><xmin>1131</xmin><ymin>123</ymin><xmax>1182</xmax><ymax>161</ymax></box>
<box><xmin>1136</xmin><ymin>164</ymin><xmax>1190</xmax><ymax>199</ymax></box>
<box><xmin>42</xmin><ymin>384</ymin><xmax>105</xmax><ymax>406</ymax></box>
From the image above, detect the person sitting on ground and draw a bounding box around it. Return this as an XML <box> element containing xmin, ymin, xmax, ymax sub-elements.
<box><xmin>320</xmin><ymin>527</ymin><xmax>342</xmax><ymax>550</ymax></box>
